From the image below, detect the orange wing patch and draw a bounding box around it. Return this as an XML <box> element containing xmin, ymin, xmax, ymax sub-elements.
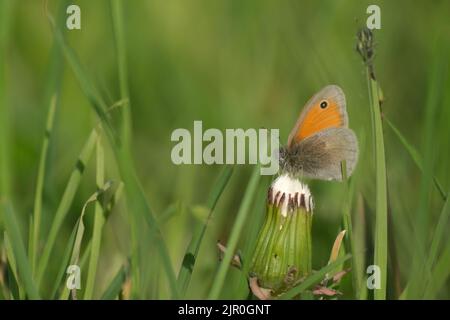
<box><xmin>294</xmin><ymin>99</ymin><xmax>344</xmax><ymax>142</ymax></box>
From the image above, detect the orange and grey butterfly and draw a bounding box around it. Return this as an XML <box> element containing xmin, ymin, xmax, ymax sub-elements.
<box><xmin>280</xmin><ymin>85</ymin><xmax>358</xmax><ymax>181</ymax></box>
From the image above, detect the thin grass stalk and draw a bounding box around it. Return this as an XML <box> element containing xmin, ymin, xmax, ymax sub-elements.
<box><xmin>84</xmin><ymin>135</ymin><xmax>106</xmax><ymax>299</ymax></box>
<box><xmin>357</xmin><ymin>28</ymin><xmax>388</xmax><ymax>299</ymax></box>
<box><xmin>31</xmin><ymin>95</ymin><xmax>57</xmax><ymax>275</ymax></box>
<box><xmin>111</xmin><ymin>0</ymin><xmax>132</xmax><ymax>148</ymax></box>
<box><xmin>208</xmin><ymin>166</ymin><xmax>260</xmax><ymax>299</ymax></box>
<box><xmin>367</xmin><ymin>74</ymin><xmax>388</xmax><ymax>300</ymax></box>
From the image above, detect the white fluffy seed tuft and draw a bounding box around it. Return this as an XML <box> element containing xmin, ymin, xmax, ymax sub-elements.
<box><xmin>270</xmin><ymin>174</ymin><xmax>314</xmax><ymax>216</ymax></box>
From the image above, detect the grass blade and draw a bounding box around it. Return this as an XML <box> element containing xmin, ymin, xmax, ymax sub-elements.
<box><xmin>111</xmin><ymin>0</ymin><xmax>132</xmax><ymax>148</ymax></box>
<box><xmin>36</xmin><ymin>130</ymin><xmax>98</xmax><ymax>287</ymax></box>
<box><xmin>357</xmin><ymin>28</ymin><xmax>388</xmax><ymax>299</ymax></box>
<box><xmin>84</xmin><ymin>136</ymin><xmax>106</xmax><ymax>299</ymax></box>
<box><xmin>31</xmin><ymin>95</ymin><xmax>57</xmax><ymax>275</ymax></box>
<box><xmin>1</xmin><ymin>202</ymin><xmax>40</xmax><ymax>299</ymax></box>
<box><xmin>177</xmin><ymin>166</ymin><xmax>233</xmax><ymax>297</ymax></box>
<box><xmin>368</xmin><ymin>74</ymin><xmax>388</xmax><ymax>300</ymax></box>
<box><xmin>208</xmin><ymin>166</ymin><xmax>260</xmax><ymax>299</ymax></box>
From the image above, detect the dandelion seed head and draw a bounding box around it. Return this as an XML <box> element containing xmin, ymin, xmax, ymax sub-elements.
<box><xmin>269</xmin><ymin>174</ymin><xmax>313</xmax><ymax>216</ymax></box>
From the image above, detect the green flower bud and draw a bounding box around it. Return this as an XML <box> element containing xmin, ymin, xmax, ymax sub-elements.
<box><xmin>250</xmin><ymin>174</ymin><xmax>313</xmax><ymax>295</ymax></box>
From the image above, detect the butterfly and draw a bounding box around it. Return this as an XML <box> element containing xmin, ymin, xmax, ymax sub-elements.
<box><xmin>279</xmin><ymin>85</ymin><xmax>358</xmax><ymax>181</ymax></box>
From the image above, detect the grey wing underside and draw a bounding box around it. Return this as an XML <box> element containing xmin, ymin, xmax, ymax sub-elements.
<box><xmin>290</xmin><ymin>127</ymin><xmax>359</xmax><ymax>181</ymax></box>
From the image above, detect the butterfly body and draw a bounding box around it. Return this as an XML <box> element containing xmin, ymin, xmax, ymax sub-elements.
<box><xmin>280</xmin><ymin>85</ymin><xmax>358</xmax><ymax>181</ymax></box>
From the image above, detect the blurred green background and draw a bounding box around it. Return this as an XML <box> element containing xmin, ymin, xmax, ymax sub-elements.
<box><xmin>1</xmin><ymin>0</ymin><xmax>449</xmax><ymax>299</ymax></box>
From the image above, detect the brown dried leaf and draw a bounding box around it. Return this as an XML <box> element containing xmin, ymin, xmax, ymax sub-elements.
<box><xmin>329</xmin><ymin>230</ymin><xmax>347</xmax><ymax>264</ymax></box>
<box><xmin>217</xmin><ymin>241</ymin><xmax>242</xmax><ymax>269</ymax></box>
<box><xmin>313</xmin><ymin>286</ymin><xmax>341</xmax><ymax>297</ymax></box>
<box><xmin>121</xmin><ymin>277</ymin><xmax>131</xmax><ymax>300</ymax></box>
<box><xmin>333</xmin><ymin>268</ymin><xmax>351</xmax><ymax>283</ymax></box>
<box><xmin>249</xmin><ymin>277</ymin><xmax>272</xmax><ymax>300</ymax></box>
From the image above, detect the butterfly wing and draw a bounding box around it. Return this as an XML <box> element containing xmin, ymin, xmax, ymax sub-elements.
<box><xmin>287</xmin><ymin>85</ymin><xmax>348</xmax><ymax>148</ymax></box>
<box><xmin>289</xmin><ymin>127</ymin><xmax>358</xmax><ymax>180</ymax></box>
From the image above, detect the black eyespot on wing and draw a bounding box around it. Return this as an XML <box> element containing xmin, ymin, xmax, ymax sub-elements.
<box><xmin>320</xmin><ymin>100</ymin><xmax>328</xmax><ymax>109</ymax></box>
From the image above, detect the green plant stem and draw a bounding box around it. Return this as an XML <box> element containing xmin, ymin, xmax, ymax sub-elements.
<box><xmin>367</xmin><ymin>74</ymin><xmax>388</xmax><ymax>300</ymax></box>
<box><xmin>84</xmin><ymin>136</ymin><xmax>106</xmax><ymax>299</ymax></box>
<box><xmin>111</xmin><ymin>0</ymin><xmax>132</xmax><ymax>149</ymax></box>
<box><xmin>31</xmin><ymin>95</ymin><xmax>57</xmax><ymax>275</ymax></box>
